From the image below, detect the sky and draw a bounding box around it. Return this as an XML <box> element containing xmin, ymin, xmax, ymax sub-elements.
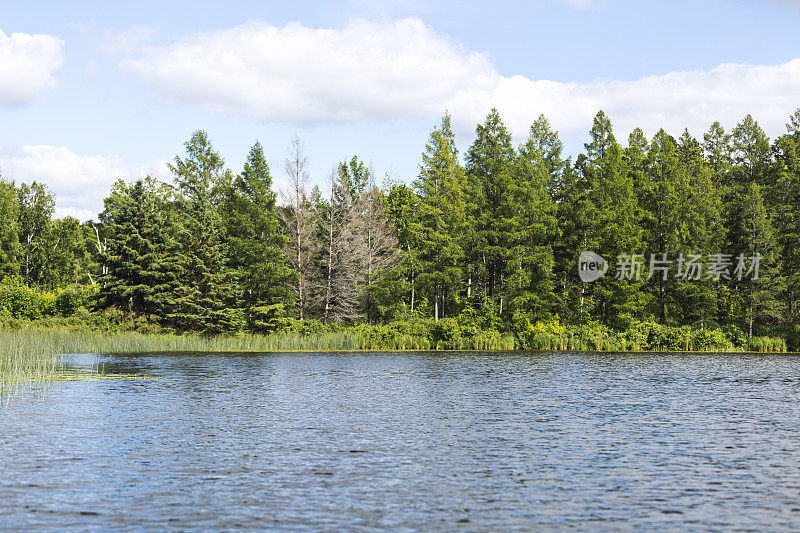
<box><xmin>2</xmin><ymin>0</ymin><xmax>800</xmax><ymax>221</ymax></box>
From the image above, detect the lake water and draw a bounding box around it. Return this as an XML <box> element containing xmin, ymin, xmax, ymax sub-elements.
<box><xmin>1</xmin><ymin>351</ymin><xmax>800</xmax><ymax>530</ymax></box>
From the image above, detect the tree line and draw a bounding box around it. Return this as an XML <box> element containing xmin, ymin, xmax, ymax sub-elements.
<box><xmin>0</xmin><ymin>108</ymin><xmax>798</xmax><ymax>340</ymax></box>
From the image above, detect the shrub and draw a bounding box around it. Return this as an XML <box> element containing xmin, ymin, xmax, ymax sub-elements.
<box><xmin>748</xmin><ymin>336</ymin><xmax>787</xmax><ymax>352</ymax></box>
<box><xmin>0</xmin><ymin>276</ymin><xmax>56</xmax><ymax>320</ymax></box>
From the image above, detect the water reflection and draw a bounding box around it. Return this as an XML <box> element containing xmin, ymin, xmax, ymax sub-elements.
<box><xmin>1</xmin><ymin>352</ymin><xmax>799</xmax><ymax>530</ymax></box>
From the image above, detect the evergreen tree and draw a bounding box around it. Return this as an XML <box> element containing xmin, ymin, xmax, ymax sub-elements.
<box><xmin>465</xmin><ymin>108</ymin><xmax>516</xmax><ymax>312</ymax></box>
<box><xmin>641</xmin><ymin>129</ymin><xmax>682</xmax><ymax>323</ymax></box>
<box><xmin>415</xmin><ymin>113</ymin><xmax>467</xmax><ymax>320</ymax></box>
<box><xmin>169</xmin><ymin>131</ymin><xmax>242</xmax><ymax>333</ymax></box>
<box><xmin>96</xmin><ymin>178</ymin><xmax>182</xmax><ymax>321</ymax></box>
<box><xmin>505</xmin><ymin>116</ymin><xmax>560</xmax><ymax>319</ymax></box>
<box><xmin>221</xmin><ymin>141</ymin><xmax>291</xmax><ymax>331</ymax></box>
<box><xmin>385</xmin><ymin>180</ymin><xmax>422</xmax><ymax>314</ymax></box>
<box><xmin>729</xmin><ymin>182</ymin><xmax>783</xmax><ymax>338</ymax></box>
<box><xmin>584</xmin><ymin>111</ymin><xmax>645</xmax><ymax>327</ymax></box>
<box><xmin>772</xmin><ymin>109</ymin><xmax>800</xmax><ymax>323</ymax></box>
<box><xmin>675</xmin><ymin>130</ymin><xmax>723</xmax><ymax>328</ymax></box>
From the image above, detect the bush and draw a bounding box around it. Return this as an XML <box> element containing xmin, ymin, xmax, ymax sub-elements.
<box><xmin>55</xmin><ymin>284</ymin><xmax>96</xmax><ymax>317</ymax></box>
<box><xmin>690</xmin><ymin>329</ymin><xmax>733</xmax><ymax>351</ymax></box>
<box><xmin>722</xmin><ymin>324</ymin><xmax>748</xmax><ymax>348</ymax></box>
<box><xmin>0</xmin><ymin>276</ymin><xmax>56</xmax><ymax>320</ymax></box>
<box><xmin>748</xmin><ymin>336</ymin><xmax>787</xmax><ymax>352</ymax></box>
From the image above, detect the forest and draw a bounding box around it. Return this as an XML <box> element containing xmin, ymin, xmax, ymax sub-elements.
<box><xmin>0</xmin><ymin>108</ymin><xmax>798</xmax><ymax>351</ymax></box>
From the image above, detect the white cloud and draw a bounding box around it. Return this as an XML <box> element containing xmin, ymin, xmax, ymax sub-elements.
<box><xmin>450</xmin><ymin>58</ymin><xmax>800</xmax><ymax>142</ymax></box>
<box><xmin>561</xmin><ymin>0</ymin><xmax>600</xmax><ymax>9</ymax></box>
<box><xmin>121</xmin><ymin>17</ymin><xmax>800</xmax><ymax>143</ymax></box>
<box><xmin>121</xmin><ymin>18</ymin><xmax>498</xmax><ymax>122</ymax></box>
<box><xmin>0</xmin><ymin>145</ymin><xmax>168</xmax><ymax>221</ymax></box>
<box><xmin>0</xmin><ymin>29</ymin><xmax>64</xmax><ymax>108</ymax></box>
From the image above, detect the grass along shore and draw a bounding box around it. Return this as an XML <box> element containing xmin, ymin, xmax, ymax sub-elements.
<box><xmin>0</xmin><ymin>322</ymin><xmax>792</xmax><ymax>395</ymax></box>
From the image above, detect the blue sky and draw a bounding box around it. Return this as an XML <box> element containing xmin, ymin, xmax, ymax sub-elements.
<box><xmin>2</xmin><ymin>0</ymin><xmax>800</xmax><ymax>220</ymax></box>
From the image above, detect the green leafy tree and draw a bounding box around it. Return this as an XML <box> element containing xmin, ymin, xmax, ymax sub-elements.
<box><xmin>17</xmin><ymin>182</ymin><xmax>55</xmax><ymax>289</ymax></box>
<box><xmin>0</xmin><ymin>177</ymin><xmax>20</xmax><ymax>276</ymax></box>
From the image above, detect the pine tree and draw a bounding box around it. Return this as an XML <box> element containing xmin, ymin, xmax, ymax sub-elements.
<box><xmin>584</xmin><ymin>111</ymin><xmax>644</xmax><ymax>327</ymax></box>
<box><xmin>641</xmin><ymin>129</ymin><xmax>682</xmax><ymax>323</ymax></box>
<box><xmin>169</xmin><ymin>131</ymin><xmax>242</xmax><ymax>333</ymax></box>
<box><xmin>221</xmin><ymin>141</ymin><xmax>291</xmax><ymax>331</ymax></box>
<box><xmin>415</xmin><ymin>113</ymin><xmax>467</xmax><ymax>320</ymax></box>
<box><xmin>504</xmin><ymin>115</ymin><xmax>560</xmax><ymax>319</ymax></box>
<box><xmin>773</xmin><ymin>109</ymin><xmax>800</xmax><ymax>323</ymax></box>
<box><xmin>675</xmin><ymin>130</ymin><xmax>723</xmax><ymax>328</ymax></box>
<box><xmin>385</xmin><ymin>180</ymin><xmax>423</xmax><ymax>314</ymax></box>
<box><xmin>729</xmin><ymin>182</ymin><xmax>784</xmax><ymax>338</ymax></box>
<box><xmin>96</xmin><ymin>178</ymin><xmax>182</xmax><ymax>322</ymax></box>
<box><xmin>465</xmin><ymin>108</ymin><xmax>516</xmax><ymax>313</ymax></box>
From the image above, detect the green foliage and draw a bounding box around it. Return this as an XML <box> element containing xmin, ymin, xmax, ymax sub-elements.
<box><xmin>513</xmin><ymin>315</ymin><xmax>738</xmax><ymax>352</ymax></box>
<box><xmin>221</xmin><ymin>142</ymin><xmax>292</xmax><ymax>323</ymax></box>
<box><xmin>1</xmin><ymin>108</ymin><xmax>799</xmax><ymax>350</ymax></box>
<box><xmin>168</xmin><ymin>131</ymin><xmax>243</xmax><ymax>334</ymax></box>
<box><xmin>0</xmin><ymin>276</ymin><xmax>56</xmax><ymax>320</ymax></box>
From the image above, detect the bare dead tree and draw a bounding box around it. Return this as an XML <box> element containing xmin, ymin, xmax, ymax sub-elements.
<box><xmin>279</xmin><ymin>136</ymin><xmax>317</xmax><ymax>319</ymax></box>
<box><xmin>320</xmin><ymin>166</ymin><xmax>364</xmax><ymax>323</ymax></box>
<box><xmin>360</xmin><ymin>171</ymin><xmax>400</xmax><ymax>323</ymax></box>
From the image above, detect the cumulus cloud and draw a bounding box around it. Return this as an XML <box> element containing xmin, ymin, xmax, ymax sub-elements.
<box><xmin>0</xmin><ymin>29</ymin><xmax>64</xmax><ymax>108</ymax></box>
<box><xmin>121</xmin><ymin>18</ymin><xmax>498</xmax><ymax>122</ymax></box>
<box><xmin>0</xmin><ymin>145</ymin><xmax>168</xmax><ymax>221</ymax></box>
<box><xmin>451</xmin><ymin>58</ymin><xmax>800</xmax><ymax>142</ymax></box>
<box><xmin>121</xmin><ymin>17</ymin><xmax>800</xmax><ymax>141</ymax></box>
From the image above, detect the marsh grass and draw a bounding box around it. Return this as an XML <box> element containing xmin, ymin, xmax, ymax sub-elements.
<box><xmin>1</xmin><ymin>325</ymin><xmax>792</xmax><ymax>395</ymax></box>
<box><xmin>0</xmin><ymin>328</ymin><xmax>413</xmax><ymax>394</ymax></box>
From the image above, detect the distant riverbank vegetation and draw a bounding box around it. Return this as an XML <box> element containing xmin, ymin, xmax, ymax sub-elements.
<box><xmin>0</xmin><ymin>106</ymin><xmax>799</xmax><ymax>387</ymax></box>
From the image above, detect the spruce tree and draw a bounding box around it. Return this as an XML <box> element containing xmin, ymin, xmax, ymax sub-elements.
<box><xmin>415</xmin><ymin>113</ymin><xmax>467</xmax><ymax>320</ymax></box>
<box><xmin>221</xmin><ymin>142</ymin><xmax>291</xmax><ymax>331</ymax></box>
<box><xmin>505</xmin><ymin>115</ymin><xmax>560</xmax><ymax>319</ymax></box>
<box><xmin>675</xmin><ymin>130</ymin><xmax>723</xmax><ymax>328</ymax></box>
<box><xmin>772</xmin><ymin>109</ymin><xmax>800</xmax><ymax>323</ymax></box>
<box><xmin>96</xmin><ymin>178</ymin><xmax>182</xmax><ymax>322</ymax></box>
<box><xmin>169</xmin><ymin>131</ymin><xmax>242</xmax><ymax>333</ymax></box>
<box><xmin>465</xmin><ymin>108</ymin><xmax>516</xmax><ymax>313</ymax></box>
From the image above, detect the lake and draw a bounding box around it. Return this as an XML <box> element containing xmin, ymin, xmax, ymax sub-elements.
<box><xmin>1</xmin><ymin>351</ymin><xmax>800</xmax><ymax>530</ymax></box>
